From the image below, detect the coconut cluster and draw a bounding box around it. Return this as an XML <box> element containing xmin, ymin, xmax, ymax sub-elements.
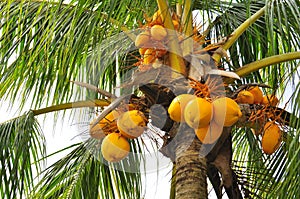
<box><xmin>236</xmin><ymin>86</ymin><xmax>279</xmax><ymax>106</ymax></box>
<box><xmin>89</xmin><ymin>108</ymin><xmax>147</xmax><ymax>162</ymax></box>
<box><xmin>134</xmin><ymin>11</ymin><xmax>172</xmax><ymax>71</ymax></box>
<box><xmin>132</xmin><ymin>10</ymin><xmax>204</xmax><ymax>71</ymax></box>
<box><xmin>168</xmin><ymin>94</ymin><xmax>242</xmax><ymax>144</ymax></box>
<box><xmin>89</xmin><ymin>9</ymin><xmax>283</xmax><ymax>163</ymax></box>
<box><xmin>235</xmin><ymin>86</ymin><xmax>282</xmax><ymax>155</ymax></box>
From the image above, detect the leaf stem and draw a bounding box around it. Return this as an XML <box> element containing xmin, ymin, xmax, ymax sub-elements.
<box><xmin>32</xmin><ymin>99</ymin><xmax>109</xmax><ymax>116</ymax></box>
<box><xmin>170</xmin><ymin>163</ymin><xmax>176</xmax><ymax>199</ymax></box>
<box><xmin>235</xmin><ymin>52</ymin><xmax>300</xmax><ymax>77</ymax></box>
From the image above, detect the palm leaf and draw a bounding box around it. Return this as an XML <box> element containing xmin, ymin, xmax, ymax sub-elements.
<box><xmin>0</xmin><ymin>111</ymin><xmax>45</xmax><ymax>199</ymax></box>
<box><xmin>30</xmin><ymin>139</ymin><xmax>143</xmax><ymax>199</ymax></box>
<box><xmin>0</xmin><ymin>0</ymin><xmax>153</xmax><ymax>110</ymax></box>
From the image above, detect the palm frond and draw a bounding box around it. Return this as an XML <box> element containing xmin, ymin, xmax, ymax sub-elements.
<box><xmin>30</xmin><ymin>139</ymin><xmax>142</xmax><ymax>199</ymax></box>
<box><xmin>0</xmin><ymin>111</ymin><xmax>45</xmax><ymax>199</ymax></box>
<box><xmin>0</xmin><ymin>0</ymin><xmax>154</xmax><ymax>111</ymax></box>
<box><xmin>192</xmin><ymin>1</ymin><xmax>299</xmax><ymax>89</ymax></box>
<box><xmin>271</xmin><ymin>82</ymin><xmax>300</xmax><ymax>198</ymax></box>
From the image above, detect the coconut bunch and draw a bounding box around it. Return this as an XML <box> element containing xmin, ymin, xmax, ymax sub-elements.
<box><xmin>89</xmin><ymin>107</ymin><xmax>148</xmax><ymax>162</ymax></box>
<box><xmin>133</xmin><ymin>10</ymin><xmax>215</xmax><ymax>72</ymax></box>
<box><xmin>235</xmin><ymin>86</ymin><xmax>283</xmax><ymax>155</ymax></box>
<box><xmin>236</xmin><ymin>86</ymin><xmax>279</xmax><ymax>106</ymax></box>
<box><xmin>134</xmin><ymin>11</ymin><xmax>171</xmax><ymax>71</ymax></box>
<box><xmin>168</xmin><ymin>94</ymin><xmax>242</xmax><ymax>144</ymax></box>
<box><xmin>167</xmin><ymin>86</ymin><xmax>283</xmax><ymax>155</ymax></box>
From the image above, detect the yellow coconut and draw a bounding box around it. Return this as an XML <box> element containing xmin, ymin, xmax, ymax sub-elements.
<box><xmin>143</xmin><ymin>49</ymin><xmax>156</xmax><ymax>65</ymax></box>
<box><xmin>89</xmin><ymin>110</ymin><xmax>120</xmax><ymax>139</ymax></box>
<box><xmin>168</xmin><ymin>94</ymin><xmax>197</xmax><ymax>122</ymax></box>
<box><xmin>261</xmin><ymin>94</ymin><xmax>279</xmax><ymax>107</ymax></box>
<box><xmin>139</xmin><ymin>48</ymin><xmax>147</xmax><ymax>55</ymax></box>
<box><xmin>172</xmin><ymin>19</ymin><xmax>179</xmax><ymax>30</ymax></box>
<box><xmin>117</xmin><ymin>110</ymin><xmax>147</xmax><ymax>139</ymax></box>
<box><xmin>236</xmin><ymin>90</ymin><xmax>254</xmax><ymax>104</ymax></box>
<box><xmin>194</xmin><ymin>121</ymin><xmax>223</xmax><ymax>144</ymax></box>
<box><xmin>212</xmin><ymin>97</ymin><xmax>242</xmax><ymax>127</ymax></box>
<box><xmin>262</xmin><ymin>122</ymin><xmax>282</xmax><ymax>155</ymax></box>
<box><xmin>184</xmin><ymin>97</ymin><xmax>213</xmax><ymax>129</ymax></box>
<box><xmin>101</xmin><ymin>133</ymin><xmax>130</xmax><ymax>162</ymax></box>
<box><xmin>152</xmin><ymin>10</ymin><xmax>163</xmax><ymax>25</ymax></box>
<box><xmin>247</xmin><ymin>86</ymin><xmax>263</xmax><ymax>104</ymax></box>
<box><xmin>151</xmin><ymin>25</ymin><xmax>167</xmax><ymax>41</ymax></box>
<box><xmin>135</xmin><ymin>31</ymin><xmax>151</xmax><ymax>47</ymax></box>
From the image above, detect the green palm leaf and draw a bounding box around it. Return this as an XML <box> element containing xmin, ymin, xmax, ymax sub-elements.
<box><xmin>0</xmin><ymin>0</ymin><xmax>152</xmax><ymax>110</ymax></box>
<box><xmin>30</xmin><ymin>139</ymin><xmax>142</xmax><ymax>199</ymax></box>
<box><xmin>0</xmin><ymin>111</ymin><xmax>45</xmax><ymax>199</ymax></box>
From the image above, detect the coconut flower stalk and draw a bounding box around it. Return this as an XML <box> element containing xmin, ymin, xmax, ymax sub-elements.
<box><xmin>156</xmin><ymin>0</ymin><xmax>187</xmax><ymax>77</ymax></box>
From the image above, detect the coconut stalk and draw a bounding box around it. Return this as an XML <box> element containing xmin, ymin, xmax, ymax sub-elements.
<box><xmin>181</xmin><ymin>0</ymin><xmax>193</xmax><ymax>57</ymax></box>
<box><xmin>156</xmin><ymin>0</ymin><xmax>187</xmax><ymax>76</ymax></box>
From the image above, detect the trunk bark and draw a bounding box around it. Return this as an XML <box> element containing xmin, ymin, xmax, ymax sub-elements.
<box><xmin>174</xmin><ymin>123</ymin><xmax>208</xmax><ymax>199</ymax></box>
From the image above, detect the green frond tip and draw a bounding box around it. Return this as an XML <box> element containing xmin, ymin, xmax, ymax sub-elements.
<box><xmin>0</xmin><ymin>111</ymin><xmax>46</xmax><ymax>199</ymax></box>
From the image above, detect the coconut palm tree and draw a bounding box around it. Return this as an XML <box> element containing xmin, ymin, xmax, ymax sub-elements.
<box><xmin>0</xmin><ymin>0</ymin><xmax>299</xmax><ymax>198</ymax></box>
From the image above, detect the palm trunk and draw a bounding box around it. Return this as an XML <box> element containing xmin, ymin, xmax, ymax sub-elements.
<box><xmin>174</xmin><ymin>123</ymin><xmax>208</xmax><ymax>199</ymax></box>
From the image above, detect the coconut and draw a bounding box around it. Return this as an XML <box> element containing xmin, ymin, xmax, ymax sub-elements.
<box><xmin>151</xmin><ymin>25</ymin><xmax>167</xmax><ymax>41</ymax></box>
<box><xmin>236</xmin><ymin>90</ymin><xmax>254</xmax><ymax>104</ymax></box>
<box><xmin>212</xmin><ymin>97</ymin><xmax>242</xmax><ymax>127</ymax></box>
<box><xmin>262</xmin><ymin>122</ymin><xmax>282</xmax><ymax>155</ymax></box>
<box><xmin>135</xmin><ymin>31</ymin><xmax>151</xmax><ymax>47</ymax></box>
<box><xmin>117</xmin><ymin>110</ymin><xmax>147</xmax><ymax>139</ymax></box>
<box><xmin>184</xmin><ymin>97</ymin><xmax>213</xmax><ymax>129</ymax></box>
<box><xmin>247</xmin><ymin>86</ymin><xmax>263</xmax><ymax>104</ymax></box>
<box><xmin>139</xmin><ymin>48</ymin><xmax>147</xmax><ymax>55</ymax></box>
<box><xmin>261</xmin><ymin>94</ymin><xmax>279</xmax><ymax>107</ymax></box>
<box><xmin>89</xmin><ymin>110</ymin><xmax>120</xmax><ymax>139</ymax></box>
<box><xmin>194</xmin><ymin>121</ymin><xmax>223</xmax><ymax>144</ymax></box>
<box><xmin>152</xmin><ymin>10</ymin><xmax>163</xmax><ymax>25</ymax></box>
<box><xmin>143</xmin><ymin>49</ymin><xmax>156</xmax><ymax>65</ymax></box>
<box><xmin>168</xmin><ymin>94</ymin><xmax>197</xmax><ymax>122</ymax></box>
<box><xmin>101</xmin><ymin>133</ymin><xmax>130</xmax><ymax>162</ymax></box>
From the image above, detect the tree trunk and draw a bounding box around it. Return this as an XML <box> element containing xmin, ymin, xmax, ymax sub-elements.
<box><xmin>175</xmin><ymin>123</ymin><xmax>208</xmax><ymax>199</ymax></box>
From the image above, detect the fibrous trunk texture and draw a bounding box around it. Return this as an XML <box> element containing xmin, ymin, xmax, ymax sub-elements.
<box><xmin>175</xmin><ymin>123</ymin><xmax>207</xmax><ymax>199</ymax></box>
